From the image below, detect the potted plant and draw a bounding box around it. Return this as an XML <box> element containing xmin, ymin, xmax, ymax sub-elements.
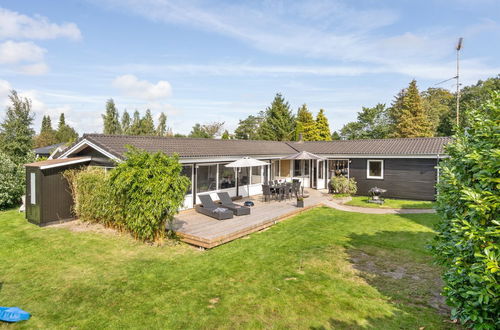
<box><xmin>296</xmin><ymin>196</ymin><xmax>304</xmax><ymax>208</ymax></box>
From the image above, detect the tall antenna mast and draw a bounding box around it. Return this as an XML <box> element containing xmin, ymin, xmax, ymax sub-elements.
<box><xmin>456</xmin><ymin>37</ymin><xmax>463</xmax><ymax>126</ymax></box>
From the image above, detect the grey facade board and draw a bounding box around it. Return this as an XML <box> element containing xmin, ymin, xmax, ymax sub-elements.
<box><xmin>349</xmin><ymin>158</ymin><xmax>438</xmax><ymax>201</ymax></box>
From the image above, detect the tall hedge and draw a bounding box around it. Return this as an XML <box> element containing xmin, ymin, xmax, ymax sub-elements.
<box><xmin>432</xmin><ymin>92</ymin><xmax>499</xmax><ymax>328</ymax></box>
<box><xmin>65</xmin><ymin>148</ymin><xmax>190</xmax><ymax>242</ymax></box>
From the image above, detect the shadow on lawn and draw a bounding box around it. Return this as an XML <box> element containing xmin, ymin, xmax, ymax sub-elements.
<box><xmin>312</xmin><ymin>230</ymin><xmax>457</xmax><ymax>329</ymax></box>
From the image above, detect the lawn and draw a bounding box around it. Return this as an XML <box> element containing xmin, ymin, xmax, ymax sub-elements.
<box><xmin>0</xmin><ymin>207</ymin><xmax>454</xmax><ymax>329</ymax></box>
<box><xmin>345</xmin><ymin>196</ymin><xmax>436</xmax><ymax>209</ymax></box>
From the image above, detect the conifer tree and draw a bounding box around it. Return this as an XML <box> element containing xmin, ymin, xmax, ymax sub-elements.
<box><xmin>156</xmin><ymin>112</ymin><xmax>167</xmax><ymax>136</ymax></box>
<box><xmin>390</xmin><ymin>80</ymin><xmax>433</xmax><ymax>138</ymax></box>
<box><xmin>0</xmin><ymin>90</ymin><xmax>35</xmax><ymax>163</ymax></box>
<box><xmin>121</xmin><ymin>110</ymin><xmax>131</xmax><ymax>135</ymax></box>
<box><xmin>102</xmin><ymin>99</ymin><xmax>121</xmax><ymax>134</ymax></box>
<box><xmin>141</xmin><ymin>109</ymin><xmax>155</xmax><ymax>135</ymax></box>
<box><xmin>258</xmin><ymin>93</ymin><xmax>295</xmax><ymax>141</ymax></box>
<box><xmin>129</xmin><ymin>110</ymin><xmax>142</xmax><ymax>135</ymax></box>
<box><xmin>35</xmin><ymin>115</ymin><xmax>58</xmax><ymax>147</ymax></box>
<box><xmin>316</xmin><ymin>109</ymin><xmax>332</xmax><ymax>141</ymax></box>
<box><xmin>221</xmin><ymin>130</ymin><xmax>230</xmax><ymax>139</ymax></box>
<box><xmin>295</xmin><ymin>104</ymin><xmax>319</xmax><ymax>141</ymax></box>
<box><xmin>55</xmin><ymin>113</ymin><xmax>78</xmax><ymax>144</ymax></box>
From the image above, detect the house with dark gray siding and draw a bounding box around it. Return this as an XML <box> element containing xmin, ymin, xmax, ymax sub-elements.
<box><xmin>24</xmin><ymin>134</ymin><xmax>451</xmax><ymax>225</ymax></box>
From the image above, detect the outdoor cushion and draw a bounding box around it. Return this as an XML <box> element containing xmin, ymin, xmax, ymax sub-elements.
<box><xmin>216</xmin><ymin>192</ymin><xmax>251</xmax><ymax>216</ymax></box>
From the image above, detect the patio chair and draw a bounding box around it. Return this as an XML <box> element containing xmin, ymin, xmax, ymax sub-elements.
<box><xmin>217</xmin><ymin>192</ymin><xmax>251</xmax><ymax>216</ymax></box>
<box><xmin>195</xmin><ymin>194</ymin><xmax>234</xmax><ymax>220</ymax></box>
<box><xmin>262</xmin><ymin>184</ymin><xmax>272</xmax><ymax>202</ymax></box>
<box><xmin>285</xmin><ymin>182</ymin><xmax>292</xmax><ymax>200</ymax></box>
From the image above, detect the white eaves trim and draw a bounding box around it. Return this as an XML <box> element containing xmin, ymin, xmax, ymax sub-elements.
<box><xmin>39</xmin><ymin>157</ymin><xmax>92</xmax><ymax>170</ymax></box>
<box><xmin>59</xmin><ymin>139</ymin><xmax>121</xmax><ymax>162</ymax></box>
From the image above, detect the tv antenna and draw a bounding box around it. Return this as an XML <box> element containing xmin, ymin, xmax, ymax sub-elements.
<box><xmin>435</xmin><ymin>37</ymin><xmax>463</xmax><ymax>126</ymax></box>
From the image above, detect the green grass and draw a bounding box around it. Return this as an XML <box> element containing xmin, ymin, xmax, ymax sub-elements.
<box><xmin>0</xmin><ymin>208</ymin><xmax>453</xmax><ymax>329</ymax></box>
<box><xmin>345</xmin><ymin>196</ymin><xmax>436</xmax><ymax>209</ymax></box>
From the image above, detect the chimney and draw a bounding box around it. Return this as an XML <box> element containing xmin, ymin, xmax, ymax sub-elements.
<box><xmin>298</xmin><ymin>133</ymin><xmax>304</xmax><ymax>143</ymax></box>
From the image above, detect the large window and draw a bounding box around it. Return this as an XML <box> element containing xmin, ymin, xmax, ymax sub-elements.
<box><xmin>181</xmin><ymin>165</ymin><xmax>193</xmax><ymax>194</ymax></box>
<box><xmin>367</xmin><ymin>160</ymin><xmax>384</xmax><ymax>179</ymax></box>
<box><xmin>219</xmin><ymin>164</ymin><xmax>236</xmax><ymax>189</ymax></box>
<box><xmin>271</xmin><ymin>160</ymin><xmax>280</xmax><ymax>179</ymax></box>
<box><xmin>251</xmin><ymin>166</ymin><xmax>262</xmax><ymax>184</ymax></box>
<box><xmin>293</xmin><ymin>160</ymin><xmax>302</xmax><ymax>177</ymax></box>
<box><xmin>328</xmin><ymin>159</ymin><xmax>349</xmax><ymax>177</ymax></box>
<box><xmin>239</xmin><ymin>167</ymin><xmax>250</xmax><ymax>185</ymax></box>
<box><xmin>197</xmin><ymin>165</ymin><xmax>217</xmax><ymax>193</ymax></box>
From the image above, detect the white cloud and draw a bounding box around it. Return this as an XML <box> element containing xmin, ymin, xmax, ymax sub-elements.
<box><xmin>0</xmin><ymin>40</ymin><xmax>46</xmax><ymax>64</ymax></box>
<box><xmin>112</xmin><ymin>74</ymin><xmax>172</xmax><ymax>100</ymax></box>
<box><xmin>19</xmin><ymin>62</ymin><xmax>49</xmax><ymax>75</ymax></box>
<box><xmin>0</xmin><ymin>7</ymin><xmax>81</xmax><ymax>40</ymax></box>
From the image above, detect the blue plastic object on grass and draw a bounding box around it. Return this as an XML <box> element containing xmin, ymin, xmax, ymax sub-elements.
<box><xmin>0</xmin><ymin>307</ymin><xmax>31</xmax><ymax>323</ymax></box>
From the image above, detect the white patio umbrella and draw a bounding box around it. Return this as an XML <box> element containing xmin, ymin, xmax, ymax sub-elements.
<box><xmin>281</xmin><ymin>151</ymin><xmax>324</xmax><ymax>185</ymax></box>
<box><xmin>225</xmin><ymin>156</ymin><xmax>270</xmax><ymax>198</ymax></box>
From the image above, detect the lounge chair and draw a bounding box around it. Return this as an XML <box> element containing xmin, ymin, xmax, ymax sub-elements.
<box><xmin>195</xmin><ymin>194</ymin><xmax>234</xmax><ymax>220</ymax></box>
<box><xmin>217</xmin><ymin>192</ymin><xmax>251</xmax><ymax>216</ymax></box>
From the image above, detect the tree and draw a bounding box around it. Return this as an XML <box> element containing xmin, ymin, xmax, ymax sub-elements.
<box><xmin>331</xmin><ymin>131</ymin><xmax>341</xmax><ymax>140</ymax></box>
<box><xmin>258</xmin><ymin>93</ymin><xmax>295</xmax><ymax>141</ymax></box>
<box><xmin>421</xmin><ymin>88</ymin><xmax>453</xmax><ymax>134</ymax></box>
<box><xmin>0</xmin><ymin>151</ymin><xmax>27</xmax><ymax>209</ymax></box>
<box><xmin>102</xmin><ymin>99</ymin><xmax>121</xmax><ymax>135</ymax></box>
<box><xmin>340</xmin><ymin>104</ymin><xmax>391</xmax><ymax>140</ymax></box>
<box><xmin>140</xmin><ymin>109</ymin><xmax>155</xmax><ymax>136</ymax></box>
<box><xmin>295</xmin><ymin>104</ymin><xmax>319</xmax><ymax>141</ymax></box>
<box><xmin>0</xmin><ymin>90</ymin><xmax>35</xmax><ymax>163</ymax></box>
<box><xmin>55</xmin><ymin>113</ymin><xmax>78</xmax><ymax>144</ymax></box>
<box><xmin>156</xmin><ymin>112</ymin><xmax>167</xmax><ymax>136</ymax></box>
<box><xmin>121</xmin><ymin>110</ymin><xmax>131</xmax><ymax>135</ymax></box>
<box><xmin>438</xmin><ymin>75</ymin><xmax>500</xmax><ymax>136</ymax></box>
<box><xmin>129</xmin><ymin>110</ymin><xmax>142</xmax><ymax>135</ymax></box>
<box><xmin>221</xmin><ymin>130</ymin><xmax>230</xmax><ymax>139</ymax></box>
<box><xmin>389</xmin><ymin>80</ymin><xmax>433</xmax><ymax>138</ymax></box>
<box><xmin>35</xmin><ymin>115</ymin><xmax>58</xmax><ymax>148</ymax></box>
<box><xmin>189</xmin><ymin>121</ymin><xmax>224</xmax><ymax>138</ymax></box>
<box><xmin>431</xmin><ymin>92</ymin><xmax>499</xmax><ymax>328</ymax></box>
<box><xmin>315</xmin><ymin>109</ymin><xmax>332</xmax><ymax>141</ymax></box>
<box><xmin>234</xmin><ymin>115</ymin><xmax>263</xmax><ymax>140</ymax></box>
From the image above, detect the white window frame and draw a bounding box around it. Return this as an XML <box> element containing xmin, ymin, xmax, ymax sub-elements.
<box><xmin>367</xmin><ymin>160</ymin><xmax>384</xmax><ymax>180</ymax></box>
<box><xmin>30</xmin><ymin>172</ymin><xmax>36</xmax><ymax>205</ymax></box>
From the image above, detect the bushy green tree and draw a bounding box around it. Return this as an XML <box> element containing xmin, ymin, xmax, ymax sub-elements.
<box><xmin>331</xmin><ymin>131</ymin><xmax>341</xmax><ymax>140</ymax></box>
<box><xmin>121</xmin><ymin>110</ymin><xmax>131</xmax><ymax>135</ymax></box>
<box><xmin>234</xmin><ymin>115</ymin><xmax>263</xmax><ymax>140</ymax></box>
<box><xmin>340</xmin><ymin>104</ymin><xmax>391</xmax><ymax>140</ymax></box>
<box><xmin>35</xmin><ymin>115</ymin><xmax>58</xmax><ymax>148</ymax></box>
<box><xmin>189</xmin><ymin>121</ymin><xmax>224</xmax><ymax>138</ymax></box>
<box><xmin>0</xmin><ymin>151</ymin><xmax>26</xmax><ymax>209</ymax></box>
<box><xmin>221</xmin><ymin>130</ymin><xmax>230</xmax><ymax>139</ymax></box>
<box><xmin>129</xmin><ymin>110</ymin><xmax>142</xmax><ymax>135</ymax></box>
<box><xmin>295</xmin><ymin>104</ymin><xmax>319</xmax><ymax>141</ymax></box>
<box><xmin>55</xmin><ymin>113</ymin><xmax>78</xmax><ymax>144</ymax></box>
<box><xmin>258</xmin><ymin>93</ymin><xmax>295</xmax><ymax>141</ymax></box>
<box><xmin>0</xmin><ymin>90</ymin><xmax>35</xmax><ymax>163</ymax></box>
<box><xmin>102</xmin><ymin>99</ymin><xmax>121</xmax><ymax>134</ymax></box>
<box><xmin>315</xmin><ymin>109</ymin><xmax>332</xmax><ymax>141</ymax></box>
<box><xmin>156</xmin><ymin>112</ymin><xmax>167</xmax><ymax>136</ymax></box>
<box><xmin>432</xmin><ymin>92</ymin><xmax>500</xmax><ymax>328</ymax></box>
<box><xmin>421</xmin><ymin>88</ymin><xmax>454</xmax><ymax>134</ymax></box>
<box><xmin>390</xmin><ymin>80</ymin><xmax>433</xmax><ymax>138</ymax></box>
<box><xmin>140</xmin><ymin>109</ymin><xmax>155</xmax><ymax>135</ymax></box>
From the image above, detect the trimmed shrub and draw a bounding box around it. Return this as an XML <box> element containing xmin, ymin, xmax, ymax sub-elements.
<box><xmin>329</xmin><ymin>176</ymin><xmax>357</xmax><ymax>195</ymax></box>
<box><xmin>65</xmin><ymin>147</ymin><xmax>190</xmax><ymax>242</ymax></box>
<box><xmin>431</xmin><ymin>92</ymin><xmax>499</xmax><ymax>328</ymax></box>
<box><xmin>109</xmin><ymin>147</ymin><xmax>190</xmax><ymax>241</ymax></box>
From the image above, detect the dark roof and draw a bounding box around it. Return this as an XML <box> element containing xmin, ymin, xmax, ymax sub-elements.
<box><xmin>25</xmin><ymin>157</ymin><xmax>90</xmax><ymax>168</ymax></box>
<box><xmin>83</xmin><ymin>134</ymin><xmax>298</xmax><ymax>159</ymax></box>
<box><xmin>66</xmin><ymin>134</ymin><xmax>451</xmax><ymax>160</ymax></box>
<box><xmin>287</xmin><ymin>137</ymin><xmax>452</xmax><ymax>155</ymax></box>
<box><xmin>33</xmin><ymin>143</ymin><xmax>66</xmax><ymax>155</ymax></box>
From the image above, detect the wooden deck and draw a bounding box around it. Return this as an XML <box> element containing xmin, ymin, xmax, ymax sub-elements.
<box><xmin>170</xmin><ymin>190</ymin><xmax>327</xmax><ymax>248</ymax></box>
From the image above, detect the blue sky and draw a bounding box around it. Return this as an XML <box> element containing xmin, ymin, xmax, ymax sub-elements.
<box><xmin>0</xmin><ymin>0</ymin><xmax>499</xmax><ymax>135</ymax></box>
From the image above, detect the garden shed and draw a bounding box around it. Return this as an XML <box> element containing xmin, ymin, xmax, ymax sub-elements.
<box><xmin>24</xmin><ymin>157</ymin><xmax>91</xmax><ymax>226</ymax></box>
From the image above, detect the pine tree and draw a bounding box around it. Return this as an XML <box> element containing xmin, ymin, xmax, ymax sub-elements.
<box><xmin>390</xmin><ymin>80</ymin><xmax>433</xmax><ymax>138</ymax></box>
<box><xmin>55</xmin><ymin>113</ymin><xmax>78</xmax><ymax>144</ymax></box>
<box><xmin>234</xmin><ymin>115</ymin><xmax>263</xmax><ymax>140</ymax></box>
<box><xmin>35</xmin><ymin>115</ymin><xmax>58</xmax><ymax>147</ymax></box>
<box><xmin>129</xmin><ymin>110</ymin><xmax>142</xmax><ymax>135</ymax></box>
<box><xmin>121</xmin><ymin>110</ymin><xmax>131</xmax><ymax>135</ymax></box>
<box><xmin>316</xmin><ymin>109</ymin><xmax>332</xmax><ymax>141</ymax></box>
<box><xmin>156</xmin><ymin>112</ymin><xmax>167</xmax><ymax>136</ymax></box>
<box><xmin>295</xmin><ymin>104</ymin><xmax>319</xmax><ymax>141</ymax></box>
<box><xmin>258</xmin><ymin>93</ymin><xmax>295</xmax><ymax>141</ymax></box>
<box><xmin>102</xmin><ymin>99</ymin><xmax>121</xmax><ymax>134</ymax></box>
<box><xmin>0</xmin><ymin>90</ymin><xmax>35</xmax><ymax>163</ymax></box>
<box><xmin>141</xmin><ymin>109</ymin><xmax>155</xmax><ymax>135</ymax></box>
